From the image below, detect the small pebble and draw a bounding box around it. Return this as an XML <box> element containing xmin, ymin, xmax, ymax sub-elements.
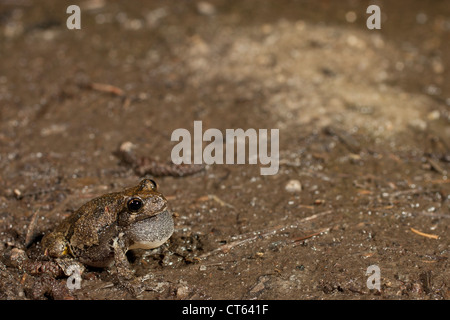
<box><xmin>197</xmin><ymin>2</ymin><xmax>216</xmax><ymax>16</ymax></box>
<box><xmin>13</xmin><ymin>189</ymin><xmax>22</xmax><ymax>199</ymax></box>
<box><xmin>119</xmin><ymin>141</ymin><xmax>135</xmax><ymax>153</ymax></box>
<box><xmin>176</xmin><ymin>286</ymin><xmax>190</xmax><ymax>299</ymax></box>
<box><xmin>427</xmin><ymin>110</ymin><xmax>440</xmax><ymax>120</ymax></box>
<box><xmin>345</xmin><ymin>11</ymin><xmax>357</xmax><ymax>23</ymax></box>
<box><xmin>285</xmin><ymin>179</ymin><xmax>302</xmax><ymax>193</ymax></box>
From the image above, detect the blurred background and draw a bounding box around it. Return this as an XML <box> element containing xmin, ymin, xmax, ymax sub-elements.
<box><xmin>0</xmin><ymin>0</ymin><xmax>449</xmax><ymax>299</ymax></box>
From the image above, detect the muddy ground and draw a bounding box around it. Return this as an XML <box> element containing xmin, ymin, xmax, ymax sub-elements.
<box><xmin>0</xmin><ymin>0</ymin><xmax>449</xmax><ymax>300</ymax></box>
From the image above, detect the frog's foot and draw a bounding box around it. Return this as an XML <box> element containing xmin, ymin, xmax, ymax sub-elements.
<box><xmin>23</xmin><ymin>273</ymin><xmax>75</xmax><ymax>300</ymax></box>
<box><xmin>54</xmin><ymin>257</ymin><xmax>85</xmax><ymax>277</ymax></box>
<box><xmin>112</xmin><ymin>236</ymin><xmax>169</xmax><ymax>297</ymax></box>
<box><xmin>3</xmin><ymin>247</ymin><xmax>65</xmax><ymax>277</ymax></box>
<box><xmin>112</xmin><ymin>240</ymin><xmax>145</xmax><ymax>296</ymax></box>
<box><xmin>116</xmin><ymin>275</ymin><xmax>148</xmax><ymax>297</ymax></box>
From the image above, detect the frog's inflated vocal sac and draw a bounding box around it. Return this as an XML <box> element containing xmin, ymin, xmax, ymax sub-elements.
<box><xmin>41</xmin><ymin>179</ymin><xmax>174</xmax><ymax>269</ymax></box>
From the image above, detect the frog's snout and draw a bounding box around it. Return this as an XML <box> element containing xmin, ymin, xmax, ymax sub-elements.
<box><xmin>148</xmin><ymin>194</ymin><xmax>167</xmax><ymax>213</ymax></box>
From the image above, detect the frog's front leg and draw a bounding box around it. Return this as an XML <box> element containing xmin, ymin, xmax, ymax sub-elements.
<box><xmin>112</xmin><ymin>235</ymin><xmax>135</xmax><ymax>281</ymax></box>
<box><xmin>112</xmin><ymin>235</ymin><xmax>158</xmax><ymax>297</ymax></box>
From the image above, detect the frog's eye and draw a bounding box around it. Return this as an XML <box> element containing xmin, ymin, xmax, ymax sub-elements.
<box><xmin>127</xmin><ymin>198</ymin><xmax>143</xmax><ymax>213</ymax></box>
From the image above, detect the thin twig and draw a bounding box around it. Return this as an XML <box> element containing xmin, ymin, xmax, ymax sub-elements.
<box><xmin>387</xmin><ymin>189</ymin><xmax>422</xmax><ymax>198</ymax></box>
<box><xmin>196</xmin><ymin>195</ymin><xmax>235</xmax><ymax>209</ymax></box>
<box><xmin>427</xmin><ymin>158</ymin><xmax>447</xmax><ymax>175</ymax></box>
<box><xmin>82</xmin><ymin>82</ymin><xmax>149</xmax><ymax>109</ymax></box>
<box><xmin>292</xmin><ymin>227</ymin><xmax>330</xmax><ymax>242</ymax></box>
<box><xmin>25</xmin><ymin>209</ymin><xmax>40</xmax><ymax>247</ymax></box>
<box><xmin>410</xmin><ymin>227</ymin><xmax>439</xmax><ymax>239</ymax></box>
<box><xmin>114</xmin><ymin>141</ymin><xmax>205</xmax><ymax>177</ymax></box>
<box><xmin>430</xmin><ymin>179</ymin><xmax>450</xmax><ymax>184</ymax></box>
<box><xmin>198</xmin><ymin>210</ymin><xmax>333</xmax><ymax>259</ymax></box>
<box><xmin>89</xmin><ymin>82</ymin><xmax>125</xmax><ymax>97</ymax></box>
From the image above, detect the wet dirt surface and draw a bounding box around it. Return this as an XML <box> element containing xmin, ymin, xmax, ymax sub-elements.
<box><xmin>0</xmin><ymin>0</ymin><xmax>449</xmax><ymax>299</ymax></box>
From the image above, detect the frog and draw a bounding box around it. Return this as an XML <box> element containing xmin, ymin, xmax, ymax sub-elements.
<box><xmin>40</xmin><ymin>178</ymin><xmax>174</xmax><ymax>284</ymax></box>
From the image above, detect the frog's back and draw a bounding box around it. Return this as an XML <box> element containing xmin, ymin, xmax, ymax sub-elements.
<box><xmin>42</xmin><ymin>191</ymin><xmax>123</xmax><ymax>257</ymax></box>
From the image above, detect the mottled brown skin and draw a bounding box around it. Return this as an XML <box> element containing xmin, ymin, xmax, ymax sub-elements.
<box><xmin>41</xmin><ymin>179</ymin><xmax>174</xmax><ymax>270</ymax></box>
